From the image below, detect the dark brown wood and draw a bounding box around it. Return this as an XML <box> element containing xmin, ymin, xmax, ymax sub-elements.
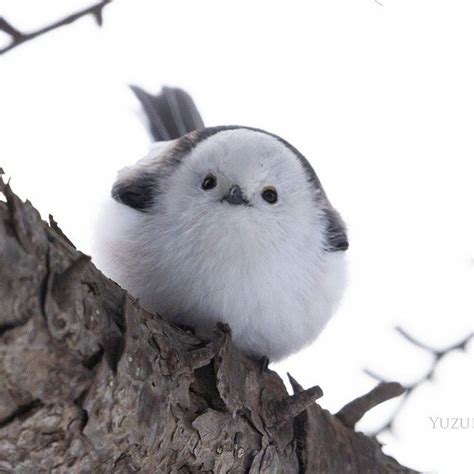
<box><xmin>0</xmin><ymin>176</ymin><xmax>416</xmax><ymax>472</ymax></box>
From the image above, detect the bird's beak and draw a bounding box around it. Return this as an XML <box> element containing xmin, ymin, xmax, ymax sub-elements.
<box><xmin>222</xmin><ymin>185</ymin><xmax>249</xmax><ymax>206</ymax></box>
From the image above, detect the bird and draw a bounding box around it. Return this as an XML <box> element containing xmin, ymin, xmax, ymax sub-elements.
<box><xmin>94</xmin><ymin>86</ymin><xmax>348</xmax><ymax>362</ymax></box>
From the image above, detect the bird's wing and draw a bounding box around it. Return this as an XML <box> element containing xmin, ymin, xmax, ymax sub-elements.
<box><xmin>130</xmin><ymin>85</ymin><xmax>205</xmax><ymax>141</ymax></box>
<box><xmin>323</xmin><ymin>207</ymin><xmax>349</xmax><ymax>252</ymax></box>
<box><xmin>112</xmin><ymin>85</ymin><xmax>205</xmax><ymax>211</ymax></box>
<box><xmin>111</xmin><ymin>141</ymin><xmax>175</xmax><ymax>212</ymax></box>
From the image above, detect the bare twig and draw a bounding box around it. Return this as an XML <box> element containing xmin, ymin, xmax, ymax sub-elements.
<box><xmin>366</xmin><ymin>329</ymin><xmax>473</xmax><ymax>436</ymax></box>
<box><xmin>268</xmin><ymin>385</ymin><xmax>323</xmax><ymax>428</ymax></box>
<box><xmin>336</xmin><ymin>382</ymin><xmax>405</xmax><ymax>429</ymax></box>
<box><xmin>0</xmin><ymin>1</ymin><xmax>112</xmax><ymax>55</ymax></box>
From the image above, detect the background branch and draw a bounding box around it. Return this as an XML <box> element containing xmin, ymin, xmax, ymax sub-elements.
<box><xmin>365</xmin><ymin>328</ymin><xmax>473</xmax><ymax>436</ymax></box>
<box><xmin>0</xmin><ymin>1</ymin><xmax>112</xmax><ymax>55</ymax></box>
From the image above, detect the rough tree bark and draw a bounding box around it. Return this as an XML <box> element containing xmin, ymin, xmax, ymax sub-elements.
<box><xmin>0</xmin><ymin>174</ymin><xmax>416</xmax><ymax>473</ymax></box>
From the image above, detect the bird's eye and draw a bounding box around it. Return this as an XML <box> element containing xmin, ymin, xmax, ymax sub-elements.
<box><xmin>202</xmin><ymin>174</ymin><xmax>217</xmax><ymax>190</ymax></box>
<box><xmin>261</xmin><ymin>186</ymin><xmax>278</xmax><ymax>204</ymax></box>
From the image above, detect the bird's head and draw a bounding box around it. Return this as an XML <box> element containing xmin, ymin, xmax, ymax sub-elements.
<box><xmin>112</xmin><ymin>126</ymin><xmax>348</xmax><ymax>253</ymax></box>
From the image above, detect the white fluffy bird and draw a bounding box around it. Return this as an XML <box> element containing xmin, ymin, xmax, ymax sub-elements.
<box><xmin>94</xmin><ymin>86</ymin><xmax>348</xmax><ymax>362</ymax></box>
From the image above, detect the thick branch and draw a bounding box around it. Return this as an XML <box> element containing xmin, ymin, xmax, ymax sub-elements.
<box><xmin>0</xmin><ymin>174</ymin><xmax>416</xmax><ymax>472</ymax></box>
<box><xmin>0</xmin><ymin>1</ymin><xmax>111</xmax><ymax>55</ymax></box>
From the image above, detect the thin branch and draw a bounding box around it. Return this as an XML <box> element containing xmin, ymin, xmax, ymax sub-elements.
<box><xmin>366</xmin><ymin>329</ymin><xmax>473</xmax><ymax>436</ymax></box>
<box><xmin>395</xmin><ymin>326</ymin><xmax>441</xmax><ymax>355</ymax></box>
<box><xmin>0</xmin><ymin>1</ymin><xmax>112</xmax><ymax>55</ymax></box>
<box><xmin>336</xmin><ymin>382</ymin><xmax>405</xmax><ymax>429</ymax></box>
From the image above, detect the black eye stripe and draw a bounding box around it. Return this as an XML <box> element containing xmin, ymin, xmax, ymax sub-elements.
<box><xmin>202</xmin><ymin>174</ymin><xmax>217</xmax><ymax>190</ymax></box>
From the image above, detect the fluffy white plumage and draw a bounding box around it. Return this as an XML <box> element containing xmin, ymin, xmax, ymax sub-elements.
<box><xmin>94</xmin><ymin>128</ymin><xmax>347</xmax><ymax>361</ymax></box>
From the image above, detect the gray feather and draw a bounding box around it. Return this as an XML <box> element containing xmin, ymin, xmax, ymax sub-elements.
<box><xmin>323</xmin><ymin>208</ymin><xmax>349</xmax><ymax>252</ymax></box>
<box><xmin>130</xmin><ymin>85</ymin><xmax>205</xmax><ymax>141</ymax></box>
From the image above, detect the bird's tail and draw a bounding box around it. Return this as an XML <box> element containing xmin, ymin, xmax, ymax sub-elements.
<box><xmin>130</xmin><ymin>85</ymin><xmax>205</xmax><ymax>142</ymax></box>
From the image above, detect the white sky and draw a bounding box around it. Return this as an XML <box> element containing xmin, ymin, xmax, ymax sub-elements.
<box><xmin>1</xmin><ymin>1</ymin><xmax>473</xmax><ymax>472</ymax></box>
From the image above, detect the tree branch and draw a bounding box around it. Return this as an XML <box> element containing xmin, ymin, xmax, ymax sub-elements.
<box><xmin>365</xmin><ymin>328</ymin><xmax>473</xmax><ymax>436</ymax></box>
<box><xmin>336</xmin><ymin>382</ymin><xmax>405</xmax><ymax>429</ymax></box>
<box><xmin>0</xmin><ymin>173</ymin><xmax>417</xmax><ymax>472</ymax></box>
<box><xmin>0</xmin><ymin>1</ymin><xmax>112</xmax><ymax>55</ymax></box>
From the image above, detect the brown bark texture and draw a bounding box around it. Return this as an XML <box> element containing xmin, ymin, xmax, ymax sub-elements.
<box><xmin>0</xmin><ymin>175</ymin><xmax>416</xmax><ymax>473</ymax></box>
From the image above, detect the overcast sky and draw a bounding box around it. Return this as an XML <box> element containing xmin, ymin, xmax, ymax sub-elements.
<box><xmin>1</xmin><ymin>1</ymin><xmax>473</xmax><ymax>471</ymax></box>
